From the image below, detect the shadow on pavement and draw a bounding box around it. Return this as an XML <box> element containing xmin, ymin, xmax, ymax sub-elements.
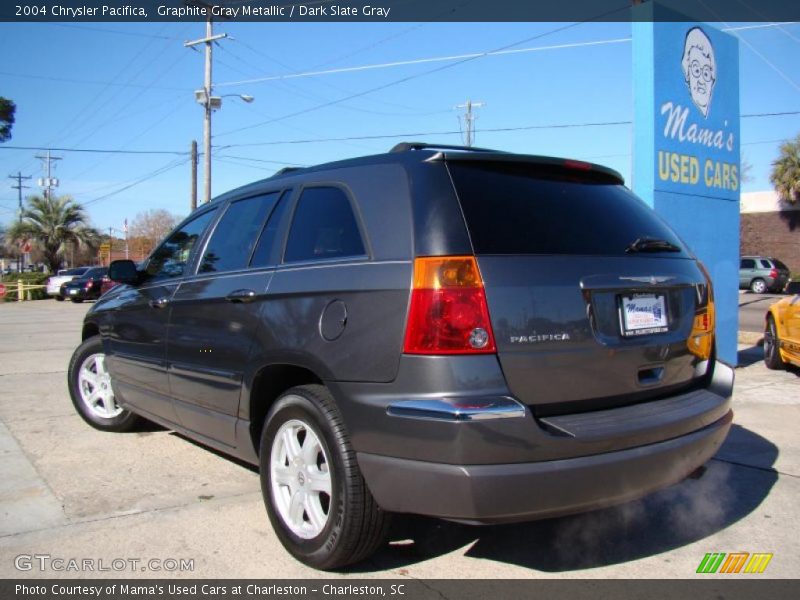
<box><xmin>358</xmin><ymin>424</ymin><xmax>777</xmax><ymax>573</ymax></box>
<box><xmin>738</xmin><ymin>344</ymin><xmax>763</xmax><ymax>368</ymax></box>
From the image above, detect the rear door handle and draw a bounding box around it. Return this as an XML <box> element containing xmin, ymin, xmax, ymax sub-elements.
<box><xmin>149</xmin><ymin>297</ymin><xmax>169</xmax><ymax>309</ymax></box>
<box><xmin>226</xmin><ymin>289</ymin><xmax>256</xmax><ymax>303</ymax></box>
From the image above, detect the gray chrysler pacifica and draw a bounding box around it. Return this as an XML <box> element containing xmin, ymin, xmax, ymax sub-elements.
<box><xmin>69</xmin><ymin>143</ymin><xmax>733</xmax><ymax>569</ymax></box>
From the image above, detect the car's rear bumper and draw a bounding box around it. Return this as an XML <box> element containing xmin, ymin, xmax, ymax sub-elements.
<box><xmin>358</xmin><ymin>409</ymin><xmax>732</xmax><ymax>523</ymax></box>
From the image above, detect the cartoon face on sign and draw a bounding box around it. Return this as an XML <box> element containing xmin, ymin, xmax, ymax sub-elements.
<box><xmin>681</xmin><ymin>27</ymin><xmax>716</xmax><ymax>118</ymax></box>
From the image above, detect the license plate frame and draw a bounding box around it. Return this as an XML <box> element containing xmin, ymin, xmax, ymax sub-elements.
<box><xmin>619</xmin><ymin>293</ymin><xmax>668</xmax><ymax>337</ymax></box>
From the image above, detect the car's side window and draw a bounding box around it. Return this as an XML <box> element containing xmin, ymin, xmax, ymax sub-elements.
<box><xmin>250</xmin><ymin>192</ymin><xmax>290</xmax><ymax>268</ymax></box>
<box><xmin>741</xmin><ymin>259</ymin><xmax>755</xmax><ymax>269</ymax></box>
<box><xmin>284</xmin><ymin>186</ymin><xmax>366</xmax><ymax>263</ymax></box>
<box><xmin>759</xmin><ymin>259</ymin><xmax>771</xmax><ymax>269</ymax></box>
<box><xmin>145</xmin><ymin>209</ymin><xmax>218</xmax><ymax>280</ymax></box>
<box><xmin>198</xmin><ymin>193</ymin><xmax>279</xmax><ymax>273</ymax></box>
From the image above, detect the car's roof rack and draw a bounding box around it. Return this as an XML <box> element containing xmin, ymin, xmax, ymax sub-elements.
<box><xmin>389</xmin><ymin>141</ymin><xmax>500</xmax><ymax>154</ymax></box>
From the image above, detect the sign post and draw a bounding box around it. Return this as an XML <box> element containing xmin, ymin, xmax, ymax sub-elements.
<box><xmin>633</xmin><ymin>5</ymin><xmax>740</xmax><ymax>365</ymax></box>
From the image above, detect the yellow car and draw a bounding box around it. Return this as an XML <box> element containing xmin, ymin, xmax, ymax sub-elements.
<box><xmin>764</xmin><ymin>294</ymin><xmax>800</xmax><ymax>369</ymax></box>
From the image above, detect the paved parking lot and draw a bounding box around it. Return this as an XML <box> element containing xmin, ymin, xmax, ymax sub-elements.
<box><xmin>0</xmin><ymin>300</ymin><xmax>798</xmax><ymax>578</ymax></box>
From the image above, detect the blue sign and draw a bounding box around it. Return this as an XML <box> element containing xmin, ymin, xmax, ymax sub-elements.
<box><xmin>652</xmin><ymin>23</ymin><xmax>740</xmax><ymax>199</ymax></box>
<box><xmin>634</xmin><ymin>10</ymin><xmax>740</xmax><ymax>366</ymax></box>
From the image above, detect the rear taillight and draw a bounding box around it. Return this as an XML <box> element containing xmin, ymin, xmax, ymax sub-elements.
<box><xmin>563</xmin><ymin>159</ymin><xmax>593</xmax><ymax>171</ymax></box>
<box><xmin>769</xmin><ymin>268</ymin><xmax>778</xmax><ymax>279</ymax></box>
<box><xmin>403</xmin><ymin>256</ymin><xmax>496</xmax><ymax>355</ymax></box>
<box><xmin>689</xmin><ymin>262</ymin><xmax>715</xmax><ymax>360</ymax></box>
<box><xmin>85</xmin><ymin>282</ymin><xmax>93</xmax><ymax>291</ymax></box>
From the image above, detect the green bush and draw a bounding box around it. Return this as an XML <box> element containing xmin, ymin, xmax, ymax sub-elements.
<box><xmin>0</xmin><ymin>272</ymin><xmax>49</xmax><ymax>301</ymax></box>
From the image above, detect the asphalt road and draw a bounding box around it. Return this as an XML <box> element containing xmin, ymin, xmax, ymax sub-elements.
<box><xmin>0</xmin><ymin>300</ymin><xmax>798</xmax><ymax>579</ymax></box>
<box><xmin>739</xmin><ymin>292</ymin><xmax>787</xmax><ymax>334</ymax></box>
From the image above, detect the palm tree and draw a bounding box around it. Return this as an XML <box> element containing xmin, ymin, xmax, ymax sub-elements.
<box><xmin>6</xmin><ymin>195</ymin><xmax>100</xmax><ymax>273</ymax></box>
<box><xmin>770</xmin><ymin>134</ymin><xmax>800</xmax><ymax>204</ymax></box>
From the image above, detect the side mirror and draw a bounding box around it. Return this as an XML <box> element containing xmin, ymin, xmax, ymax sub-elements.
<box><xmin>108</xmin><ymin>260</ymin><xmax>139</xmax><ymax>285</ymax></box>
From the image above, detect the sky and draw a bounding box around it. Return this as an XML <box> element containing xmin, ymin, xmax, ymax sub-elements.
<box><xmin>0</xmin><ymin>19</ymin><xmax>799</xmax><ymax>233</ymax></box>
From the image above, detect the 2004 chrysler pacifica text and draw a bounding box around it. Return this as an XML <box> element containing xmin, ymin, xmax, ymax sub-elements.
<box><xmin>68</xmin><ymin>143</ymin><xmax>733</xmax><ymax>569</ymax></box>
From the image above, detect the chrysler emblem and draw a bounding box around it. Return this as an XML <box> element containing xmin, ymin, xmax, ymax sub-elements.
<box><xmin>620</xmin><ymin>276</ymin><xmax>676</xmax><ymax>285</ymax></box>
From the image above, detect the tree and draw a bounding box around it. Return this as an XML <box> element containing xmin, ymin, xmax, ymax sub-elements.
<box><xmin>0</xmin><ymin>97</ymin><xmax>15</xmax><ymax>143</ymax></box>
<box><xmin>6</xmin><ymin>195</ymin><xmax>100</xmax><ymax>273</ymax></box>
<box><xmin>129</xmin><ymin>208</ymin><xmax>180</xmax><ymax>251</ymax></box>
<box><xmin>770</xmin><ymin>134</ymin><xmax>800</xmax><ymax>204</ymax></box>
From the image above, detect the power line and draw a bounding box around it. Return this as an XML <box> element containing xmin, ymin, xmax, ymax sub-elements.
<box><xmin>220</xmin><ymin>120</ymin><xmax>632</xmax><ymax>149</ymax></box>
<box><xmin>82</xmin><ymin>157</ymin><xmax>191</xmax><ymax>207</ymax></box>
<box><xmin>0</xmin><ymin>70</ymin><xmax>188</xmax><ymax>91</ymax></box>
<box><xmin>51</xmin><ymin>23</ymin><xmax>178</xmax><ymax>40</ymax></box>
<box><xmin>229</xmin><ymin>37</ymin><xmax>448</xmax><ymax>116</ymax></box>
<box><xmin>741</xmin><ymin>110</ymin><xmax>800</xmax><ymax>118</ymax></box>
<box><xmin>214</xmin><ymin>154</ymin><xmax>309</xmax><ymax>167</ymax></box>
<box><xmin>216</xmin><ymin>6</ymin><xmax>633</xmax><ymax>137</ymax></box>
<box><xmin>215</xmin><ymin>37</ymin><xmax>633</xmax><ymax>89</ymax></box>
<box><xmin>0</xmin><ymin>145</ymin><xmax>188</xmax><ymax>155</ymax></box>
<box><xmin>0</xmin><ymin>111</ymin><xmax>794</xmax><ymax>157</ymax></box>
<box><xmin>215</xmin><ymin>22</ymin><xmax>798</xmax><ymax>89</ymax></box>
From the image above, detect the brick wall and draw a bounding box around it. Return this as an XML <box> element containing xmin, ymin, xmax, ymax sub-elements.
<box><xmin>740</xmin><ymin>210</ymin><xmax>800</xmax><ymax>273</ymax></box>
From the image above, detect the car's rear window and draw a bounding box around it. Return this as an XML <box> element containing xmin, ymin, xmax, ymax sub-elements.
<box><xmin>448</xmin><ymin>161</ymin><xmax>688</xmax><ymax>257</ymax></box>
<box><xmin>65</xmin><ymin>268</ymin><xmax>89</xmax><ymax>276</ymax></box>
<box><xmin>772</xmin><ymin>258</ymin><xmax>789</xmax><ymax>271</ymax></box>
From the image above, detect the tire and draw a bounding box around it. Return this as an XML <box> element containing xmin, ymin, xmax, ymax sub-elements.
<box><xmin>71</xmin><ymin>298</ymin><xmax>84</xmax><ymax>303</ymax></box>
<box><xmin>750</xmin><ymin>278</ymin><xmax>767</xmax><ymax>294</ymax></box>
<box><xmin>67</xmin><ymin>336</ymin><xmax>142</xmax><ymax>432</ymax></box>
<box><xmin>764</xmin><ymin>316</ymin><xmax>787</xmax><ymax>370</ymax></box>
<box><xmin>259</xmin><ymin>384</ymin><xmax>391</xmax><ymax>570</ymax></box>
<box><xmin>55</xmin><ymin>296</ymin><xmax>64</xmax><ymax>302</ymax></box>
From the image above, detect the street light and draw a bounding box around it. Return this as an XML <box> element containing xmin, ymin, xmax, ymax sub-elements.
<box><xmin>194</xmin><ymin>91</ymin><xmax>254</xmax><ymax>110</ymax></box>
<box><xmin>193</xmin><ymin>90</ymin><xmax>255</xmax><ymax>202</ymax></box>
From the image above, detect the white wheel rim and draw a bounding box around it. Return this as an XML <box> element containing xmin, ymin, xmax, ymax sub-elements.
<box><xmin>78</xmin><ymin>353</ymin><xmax>123</xmax><ymax>419</ymax></box>
<box><xmin>270</xmin><ymin>414</ymin><xmax>332</xmax><ymax>539</ymax></box>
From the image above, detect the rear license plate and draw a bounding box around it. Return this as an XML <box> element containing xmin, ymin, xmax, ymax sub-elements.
<box><xmin>69</xmin><ymin>289</ymin><xmax>77</xmax><ymax>295</ymax></box>
<box><xmin>619</xmin><ymin>293</ymin><xmax>668</xmax><ymax>336</ymax></box>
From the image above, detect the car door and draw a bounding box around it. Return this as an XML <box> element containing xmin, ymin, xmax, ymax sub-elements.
<box><xmin>739</xmin><ymin>258</ymin><xmax>755</xmax><ymax>287</ymax></box>
<box><xmin>104</xmin><ymin>207</ymin><xmax>218</xmax><ymax>425</ymax></box>
<box><xmin>786</xmin><ymin>295</ymin><xmax>800</xmax><ymax>348</ymax></box>
<box><xmin>166</xmin><ymin>192</ymin><xmax>285</xmax><ymax>446</ymax></box>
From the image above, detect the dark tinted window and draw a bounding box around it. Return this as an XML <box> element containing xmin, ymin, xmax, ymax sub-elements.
<box><xmin>145</xmin><ymin>209</ymin><xmax>217</xmax><ymax>279</ymax></box>
<box><xmin>772</xmin><ymin>258</ymin><xmax>789</xmax><ymax>271</ymax></box>
<box><xmin>759</xmin><ymin>259</ymin><xmax>771</xmax><ymax>269</ymax></box>
<box><xmin>65</xmin><ymin>267</ymin><xmax>89</xmax><ymax>276</ymax></box>
<box><xmin>284</xmin><ymin>187</ymin><xmax>365</xmax><ymax>263</ymax></box>
<box><xmin>448</xmin><ymin>161</ymin><xmax>688</xmax><ymax>256</ymax></box>
<box><xmin>250</xmin><ymin>193</ymin><xmax>290</xmax><ymax>268</ymax></box>
<box><xmin>740</xmin><ymin>259</ymin><xmax>756</xmax><ymax>269</ymax></box>
<box><xmin>199</xmin><ymin>193</ymin><xmax>279</xmax><ymax>273</ymax></box>
<box><xmin>83</xmin><ymin>267</ymin><xmax>107</xmax><ymax>280</ymax></box>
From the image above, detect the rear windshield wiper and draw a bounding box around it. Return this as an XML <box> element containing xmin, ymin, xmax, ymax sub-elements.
<box><xmin>625</xmin><ymin>237</ymin><xmax>681</xmax><ymax>253</ymax></box>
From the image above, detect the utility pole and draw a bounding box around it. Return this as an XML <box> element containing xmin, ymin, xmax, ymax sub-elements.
<box><xmin>455</xmin><ymin>99</ymin><xmax>485</xmax><ymax>147</ymax></box>
<box><xmin>8</xmin><ymin>172</ymin><xmax>31</xmax><ymax>273</ymax></box>
<box><xmin>185</xmin><ymin>13</ymin><xmax>228</xmax><ymax>204</ymax></box>
<box><xmin>190</xmin><ymin>140</ymin><xmax>198</xmax><ymax>211</ymax></box>
<box><xmin>35</xmin><ymin>150</ymin><xmax>62</xmax><ymax>199</ymax></box>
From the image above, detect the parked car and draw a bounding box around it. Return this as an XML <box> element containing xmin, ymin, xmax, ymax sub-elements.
<box><xmin>739</xmin><ymin>256</ymin><xmax>791</xmax><ymax>293</ymax></box>
<box><xmin>68</xmin><ymin>142</ymin><xmax>733</xmax><ymax>569</ymax></box>
<box><xmin>99</xmin><ymin>274</ymin><xmax>117</xmax><ymax>296</ymax></box>
<box><xmin>60</xmin><ymin>267</ymin><xmax>108</xmax><ymax>303</ymax></box>
<box><xmin>46</xmin><ymin>267</ymin><xmax>92</xmax><ymax>300</ymax></box>
<box><xmin>764</xmin><ymin>294</ymin><xmax>800</xmax><ymax>369</ymax></box>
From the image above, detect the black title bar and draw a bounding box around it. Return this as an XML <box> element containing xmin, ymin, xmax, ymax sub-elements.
<box><xmin>3</xmin><ymin>0</ymin><xmax>800</xmax><ymax>23</ymax></box>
